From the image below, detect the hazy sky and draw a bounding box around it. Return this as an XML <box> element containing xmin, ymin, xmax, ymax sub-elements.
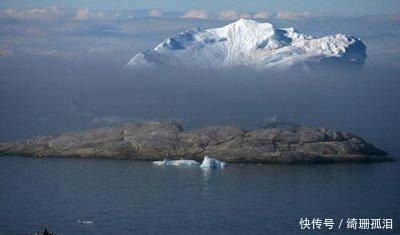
<box><xmin>0</xmin><ymin>0</ymin><xmax>399</xmax><ymax>14</ymax></box>
<box><xmin>0</xmin><ymin>1</ymin><xmax>399</xmax><ymax>156</ymax></box>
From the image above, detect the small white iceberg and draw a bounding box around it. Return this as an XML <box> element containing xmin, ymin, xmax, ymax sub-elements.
<box><xmin>153</xmin><ymin>159</ymin><xmax>172</xmax><ymax>166</ymax></box>
<box><xmin>153</xmin><ymin>159</ymin><xmax>200</xmax><ymax>166</ymax></box>
<box><xmin>200</xmin><ymin>156</ymin><xmax>226</xmax><ymax>168</ymax></box>
<box><xmin>153</xmin><ymin>156</ymin><xmax>226</xmax><ymax>168</ymax></box>
<box><xmin>78</xmin><ymin>220</ymin><xmax>94</xmax><ymax>225</ymax></box>
<box><xmin>170</xmin><ymin>159</ymin><xmax>200</xmax><ymax>166</ymax></box>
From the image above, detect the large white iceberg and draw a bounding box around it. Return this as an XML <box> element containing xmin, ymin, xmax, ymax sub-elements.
<box><xmin>126</xmin><ymin>19</ymin><xmax>366</xmax><ymax>70</ymax></box>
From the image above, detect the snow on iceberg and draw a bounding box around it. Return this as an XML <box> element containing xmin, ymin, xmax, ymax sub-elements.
<box><xmin>153</xmin><ymin>159</ymin><xmax>200</xmax><ymax>166</ymax></box>
<box><xmin>126</xmin><ymin>19</ymin><xmax>366</xmax><ymax>70</ymax></box>
<box><xmin>200</xmin><ymin>156</ymin><xmax>226</xmax><ymax>168</ymax></box>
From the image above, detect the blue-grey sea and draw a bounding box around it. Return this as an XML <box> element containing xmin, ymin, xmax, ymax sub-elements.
<box><xmin>1</xmin><ymin>66</ymin><xmax>400</xmax><ymax>234</ymax></box>
<box><xmin>0</xmin><ymin>156</ymin><xmax>398</xmax><ymax>235</ymax></box>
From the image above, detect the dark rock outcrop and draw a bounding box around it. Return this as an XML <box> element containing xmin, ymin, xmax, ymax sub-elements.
<box><xmin>0</xmin><ymin>121</ymin><xmax>392</xmax><ymax>164</ymax></box>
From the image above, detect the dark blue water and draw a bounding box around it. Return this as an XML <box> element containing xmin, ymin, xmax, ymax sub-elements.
<box><xmin>0</xmin><ymin>156</ymin><xmax>398</xmax><ymax>235</ymax></box>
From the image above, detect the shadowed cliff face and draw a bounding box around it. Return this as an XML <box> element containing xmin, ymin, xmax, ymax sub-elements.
<box><xmin>0</xmin><ymin>121</ymin><xmax>391</xmax><ymax>164</ymax></box>
<box><xmin>315</xmin><ymin>39</ymin><xmax>367</xmax><ymax>71</ymax></box>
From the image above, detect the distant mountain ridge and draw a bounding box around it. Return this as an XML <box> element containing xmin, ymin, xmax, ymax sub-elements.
<box><xmin>126</xmin><ymin>19</ymin><xmax>367</xmax><ymax>70</ymax></box>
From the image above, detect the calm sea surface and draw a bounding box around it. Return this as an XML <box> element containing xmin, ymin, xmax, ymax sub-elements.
<box><xmin>0</xmin><ymin>156</ymin><xmax>399</xmax><ymax>235</ymax></box>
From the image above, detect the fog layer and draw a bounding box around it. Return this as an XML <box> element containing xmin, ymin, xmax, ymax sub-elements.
<box><xmin>0</xmin><ymin>57</ymin><xmax>399</xmax><ymax>157</ymax></box>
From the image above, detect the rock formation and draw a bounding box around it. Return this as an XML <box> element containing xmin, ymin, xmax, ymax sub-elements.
<box><xmin>0</xmin><ymin>121</ymin><xmax>392</xmax><ymax>164</ymax></box>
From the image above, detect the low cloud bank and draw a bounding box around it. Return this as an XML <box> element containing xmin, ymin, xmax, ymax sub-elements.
<box><xmin>0</xmin><ymin>7</ymin><xmax>398</xmax><ymax>69</ymax></box>
<box><xmin>2</xmin><ymin>7</ymin><xmax>397</xmax><ymax>21</ymax></box>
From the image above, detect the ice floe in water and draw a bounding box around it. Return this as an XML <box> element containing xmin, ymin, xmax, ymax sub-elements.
<box><xmin>153</xmin><ymin>159</ymin><xmax>200</xmax><ymax>166</ymax></box>
<box><xmin>78</xmin><ymin>220</ymin><xmax>94</xmax><ymax>224</ymax></box>
<box><xmin>170</xmin><ymin>159</ymin><xmax>200</xmax><ymax>166</ymax></box>
<box><xmin>200</xmin><ymin>156</ymin><xmax>226</xmax><ymax>168</ymax></box>
<box><xmin>152</xmin><ymin>156</ymin><xmax>226</xmax><ymax>168</ymax></box>
<box><xmin>153</xmin><ymin>159</ymin><xmax>172</xmax><ymax>166</ymax></box>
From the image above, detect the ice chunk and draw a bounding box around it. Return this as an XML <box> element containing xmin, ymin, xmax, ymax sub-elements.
<box><xmin>153</xmin><ymin>159</ymin><xmax>200</xmax><ymax>166</ymax></box>
<box><xmin>153</xmin><ymin>159</ymin><xmax>171</xmax><ymax>166</ymax></box>
<box><xmin>170</xmin><ymin>159</ymin><xmax>200</xmax><ymax>166</ymax></box>
<box><xmin>200</xmin><ymin>156</ymin><xmax>226</xmax><ymax>168</ymax></box>
<box><xmin>78</xmin><ymin>220</ymin><xmax>94</xmax><ymax>224</ymax></box>
<box><xmin>153</xmin><ymin>157</ymin><xmax>225</xmax><ymax>168</ymax></box>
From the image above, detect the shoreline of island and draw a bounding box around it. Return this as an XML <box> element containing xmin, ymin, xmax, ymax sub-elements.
<box><xmin>0</xmin><ymin>121</ymin><xmax>393</xmax><ymax>164</ymax></box>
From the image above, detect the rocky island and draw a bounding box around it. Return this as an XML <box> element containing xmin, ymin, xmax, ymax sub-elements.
<box><xmin>0</xmin><ymin>121</ymin><xmax>392</xmax><ymax>164</ymax></box>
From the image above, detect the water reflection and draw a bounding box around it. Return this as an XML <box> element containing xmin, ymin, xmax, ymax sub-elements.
<box><xmin>201</xmin><ymin>168</ymin><xmax>212</xmax><ymax>195</ymax></box>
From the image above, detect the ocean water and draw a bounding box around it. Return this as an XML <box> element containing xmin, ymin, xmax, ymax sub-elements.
<box><xmin>0</xmin><ymin>156</ymin><xmax>398</xmax><ymax>235</ymax></box>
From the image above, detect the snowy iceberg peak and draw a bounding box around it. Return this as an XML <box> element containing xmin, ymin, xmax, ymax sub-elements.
<box><xmin>126</xmin><ymin>19</ymin><xmax>366</xmax><ymax>70</ymax></box>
